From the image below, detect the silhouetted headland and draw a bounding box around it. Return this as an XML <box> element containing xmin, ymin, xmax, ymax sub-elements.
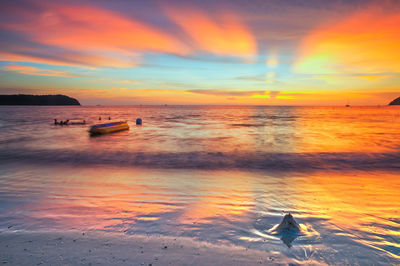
<box><xmin>0</xmin><ymin>94</ymin><xmax>80</xmax><ymax>105</ymax></box>
<box><xmin>389</xmin><ymin>97</ymin><xmax>400</xmax><ymax>105</ymax></box>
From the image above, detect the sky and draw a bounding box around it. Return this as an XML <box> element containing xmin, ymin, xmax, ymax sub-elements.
<box><xmin>0</xmin><ymin>0</ymin><xmax>399</xmax><ymax>105</ymax></box>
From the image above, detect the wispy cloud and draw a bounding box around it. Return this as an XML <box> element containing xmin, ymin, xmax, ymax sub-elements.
<box><xmin>164</xmin><ymin>6</ymin><xmax>257</xmax><ymax>57</ymax></box>
<box><xmin>295</xmin><ymin>6</ymin><xmax>400</xmax><ymax>76</ymax></box>
<box><xmin>0</xmin><ymin>2</ymin><xmax>190</xmax><ymax>67</ymax></box>
<box><xmin>0</xmin><ymin>51</ymin><xmax>139</xmax><ymax>68</ymax></box>
<box><xmin>309</xmin><ymin>73</ymin><xmax>400</xmax><ymax>82</ymax></box>
<box><xmin>2</xmin><ymin>65</ymin><xmax>81</xmax><ymax>77</ymax></box>
<box><xmin>117</xmin><ymin>80</ymin><xmax>142</xmax><ymax>85</ymax></box>
<box><xmin>0</xmin><ymin>2</ymin><xmax>258</xmax><ymax>68</ymax></box>
<box><xmin>235</xmin><ymin>74</ymin><xmax>284</xmax><ymax>85</ymax></box>
<box><xmin>235</xmin><ymin>75</ymin><xmax>266</xmax><ymax>82</ymax></box>
<box><xmin>253</xmin><ymin>91</ymin><xmax>293</xmax><ymax>99</ymax></box>
<box><xmin>187</xmin><ymin>89</ymin><xmax>264</xmax><ymax>96</ymax></box>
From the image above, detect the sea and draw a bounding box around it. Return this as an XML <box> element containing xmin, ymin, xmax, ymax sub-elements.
<box><xmin>0</xmin><ymin>105</ymin><xmax>399</xmax><ymax>264</ymax></box>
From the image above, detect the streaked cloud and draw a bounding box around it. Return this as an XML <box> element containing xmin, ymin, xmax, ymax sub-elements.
<box><xmin>117</xmin><ymin>80</ymin><xmax>142</xmax><ymax>85</ymax></box>
<box><xmin>2</xmin><ymin>65</ymin><xmax>80</xmax><ymax>77</ymax></box>
<box><xmin>1</xmin><ymin>2</ymin><xmax>190</xmax><ymax>67</ymax></box>
<box><xmin>235</xmin><ymin>75</ymin><xmax>266</xmax><ymax>82</ymax></box>
<box><xmin>33</xmin><ymin>5</ymin><xmax>189</xmax><ymax>54</ymax></box>
<box><xmin>1</xmin><ymin>2</ymin><xmax>257</xmax><ymax>67</ymax></box>
<box><xmin>164</xmin><ymin>6</ymin><xmax>257</xmax><ymax>57</ymax></box>
<box><xmin>187</xmin><ymin>89</ymin><xmax>264</xmax><ymax>96</ymax></box>
<box><xmin>1</xmin><ymin>0</ymin><xmax>398</xmax><ymax>105</ymax></box>
<box><xmin>310</xmin><ymin>73</ymin><xmax>399</xmax><ymax>82</ymax></box>
<box><xmin>235</xmin><ymin>73</ymin><xmax>282</xmax><ymax>84</ymax></box>
<box><xmin>0</xmin><ymin>51</ymin><xmax>138</xmax><ymax>68</ymax></box>
<box><xmin>295</xmin><ymin>7</ymin><xmax>400</xmax><ymax>76</ymax></box>
<box><xmin>253</xmin><ymin>91</ymin><xmax>295</xmax><ymax>99</ymax></box>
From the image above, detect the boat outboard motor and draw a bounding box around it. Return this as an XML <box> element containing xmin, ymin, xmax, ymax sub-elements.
<box><xmin>136</xmin><ymin>118</ymin><xmax>142</xmax><ymax>125</ymax></box>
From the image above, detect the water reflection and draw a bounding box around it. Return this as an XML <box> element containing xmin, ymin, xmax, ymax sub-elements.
<box><xmin>1</xmin><ymin>106</ymin><xmax>399</xmax><ymax>157</ymax></box>
<box><xmin>290</xmin><ymin>171</ymin><xmax>400</xmax><ymax>259</ymax></box>
<box><xmin>294</xmin><ymin>107</ymin><xmax>400</xmax><ymax>152</ymax></box>
<box><xmin>0</xmin><ymin>164</ymin><xmax>399</xmax><ymax>263</ymax></box>
<box><xmin>248</xmin><ymin>107</ymin><xmax>298</xmax><ymax>153</ymax></box>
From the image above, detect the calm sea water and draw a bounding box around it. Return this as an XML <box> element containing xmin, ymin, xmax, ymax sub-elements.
<box><xmin>1</xmin><ymin>105</ymin><xmax>400</xmax><ymax>264</ymax></box>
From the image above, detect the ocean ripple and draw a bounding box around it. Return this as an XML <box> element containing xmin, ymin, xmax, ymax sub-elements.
<box><xmin>1</xmin><ymin>148</ymin><xmax>400</xmax><ymax>171</ymax></box>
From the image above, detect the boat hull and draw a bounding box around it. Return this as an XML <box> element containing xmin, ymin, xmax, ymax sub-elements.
<box><xmin>89</xmin><ymin>121</ymin><xmax>129</xmax><ymax>135</ymax></box>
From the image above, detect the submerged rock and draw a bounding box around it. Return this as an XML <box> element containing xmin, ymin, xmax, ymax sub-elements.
<box><xmin>275</xmin><ymin>213</ymin><xmax>300</xmax><ymax>233</ymax></box>
<box><xmin>268</xmin><ymin>213</ymin><xmax>301</xmax><ymax>248</ymax></box>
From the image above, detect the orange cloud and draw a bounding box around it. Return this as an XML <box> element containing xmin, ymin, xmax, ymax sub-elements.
<box><xmin>2</xmin><ymin>3</ymin><xmax>190</xmax><ymax>67</ymax></box>
<box><xmin>35</xmin><ymin>5</ymin><xmax>190</xmax><ymax>54</ymax></box>
<box><xmin>0</xmin><ymin>52</ymin><xmax>137</xmax><ymax>68</ymax></box>
<box><xmin>2</xmin><ymin>65</ymin><xmax>80</xmax><ymax>77</ymax></box>
<box><xmin>295</xmin><ymin>8</ymin><xmax>400</xmax><ymax>75</ymax></box>
<box><xmin>165</xmin><ymin>7</ymin><xmax>256</xmax><ymax>57</ymax></box>
<box><xmin>252</xmin><ymin>91</ymin><xmax>295</xmax><ymax>99</ymax></box>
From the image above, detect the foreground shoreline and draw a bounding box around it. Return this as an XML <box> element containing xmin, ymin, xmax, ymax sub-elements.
<box><xmin>0</xmin><ymin>230</ymin><xmax>304</xmax><ymax>265</ymax></box>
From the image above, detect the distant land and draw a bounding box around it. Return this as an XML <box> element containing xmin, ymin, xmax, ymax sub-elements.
<box><xmin>389</xmin><ymin>97</ymin><xmax>400</xmax><ymax>105</ymax></box>
<box><xmin>0</xmin><ymin>94</ymin><xmax>80</xmax><ymax>105</ymax></box>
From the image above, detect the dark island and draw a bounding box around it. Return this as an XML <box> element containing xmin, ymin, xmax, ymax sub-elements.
<box><xmin>0</xmin><ymin>94</ymin><xmax>80</xmax><ymax>105</ymax></box>
<box><xmin>389</xmin><ymin>97</ymin><xmax>400</xmax><ymax>105</ymax></box>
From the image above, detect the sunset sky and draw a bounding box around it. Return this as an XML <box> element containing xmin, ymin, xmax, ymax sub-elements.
<box><xmin>0</xmin><ymin>0</ymin><xmax>399</xmax><ymax>105</ymax></box>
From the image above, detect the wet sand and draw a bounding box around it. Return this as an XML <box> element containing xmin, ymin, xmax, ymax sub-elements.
<box><xmin>0</xmin><ymin>230</ymin><xmax>304</xmax><ymax>265</ymax></box>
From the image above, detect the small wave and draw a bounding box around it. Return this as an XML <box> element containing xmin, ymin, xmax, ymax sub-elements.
<box><xmin>230</xmin><ymin>123</ymin><xmax>265</xmax><ymax>127</ymax></box>
<box><xmin>1</xmin><ymin>148</ymin><xmax>400</xmax><ymax>171</ymax></box>
<box><xmin>248</xmin><ymin>115</ymin><xmax>297</xmax><ymax>120</ymax></box>
<box><xmin>0</xmin><ymin>136</ymin><xmax>35</xmax><ymax>145</ymax></box>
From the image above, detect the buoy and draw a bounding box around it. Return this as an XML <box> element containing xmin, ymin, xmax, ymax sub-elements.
<box><xmin>136</xmin><ymin>118</ymin><xmax>142</xmax><ymax>125</ymax></box>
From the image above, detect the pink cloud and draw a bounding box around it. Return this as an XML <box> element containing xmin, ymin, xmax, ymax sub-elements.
<box><xmin>2</xmin><ymin>65</ymin><xmax>80</xmax><ymax>77</ymax></box>
<box><xmin>165</xmin><ymin>6</ymin><xmax>257</xmax><ymax>57</ymax></box>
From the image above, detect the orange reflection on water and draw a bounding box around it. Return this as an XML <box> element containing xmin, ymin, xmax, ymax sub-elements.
<box><xmin>26</xmin><ymin>167</ymin><xmax>186</xmax><ymax>231</ymax></box>
<box><xmin>177</xmin><ymin>171</ymin><xmax>254</xmax><ymax>224</ymax></box>
<box><xmin>5</xmin><ymin>164</ymin><xmax>400</xmax><ymax>261</ymax></box>
<box><xmin>25</xmin><ymin>167</ymin><xmax>255</xmax><ymax>231</ymax></box>
<box><xmin>292</xmin><ymin>171</ymin><xmax>400</xmax><ymax>259</ymax></box>
<box><xmin>293</xmin><ymin>107</ymin><xmax>400</xmax><ymax>153</ymax></box>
